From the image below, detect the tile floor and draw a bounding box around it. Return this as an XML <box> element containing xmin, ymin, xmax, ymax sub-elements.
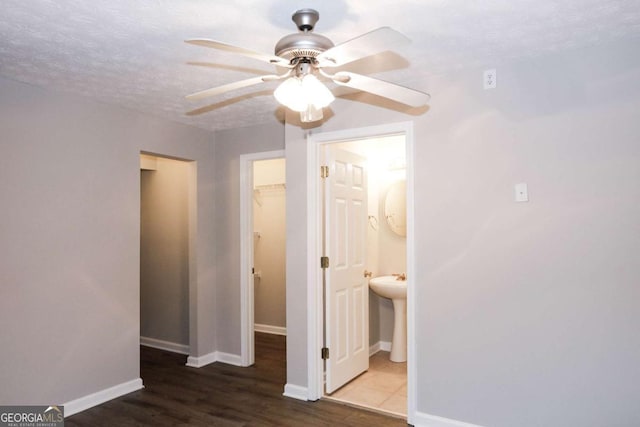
<box><xmin>326</xmin><ymin>350</ymin><xmax>407</xmax><ymax>417</ymax></box>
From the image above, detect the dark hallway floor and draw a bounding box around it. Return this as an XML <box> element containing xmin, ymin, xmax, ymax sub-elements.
<box><xmin>67</xmin><ymin>333</ymin><xmax>405</xmax><ymax>426</ymax></box>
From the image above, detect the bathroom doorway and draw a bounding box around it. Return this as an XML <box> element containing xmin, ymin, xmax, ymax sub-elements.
<box><xmin>139</xmin><ymin>153</ymin><xmax>196</xmax><ymax>357</ymax></box>
<box><xmin>322</xmin><ymin>135</ymin><xmax>408</xmax><ymax>417</ymax></box>
<box><xmin>306</xmin><ymin>122</ymin><xmax>416</xmax><ymax>422</ymax></box>
<box><xmin>239</xmin><ymin>150</ymin><xmax>287</xmax><ymax>367</ymax></box>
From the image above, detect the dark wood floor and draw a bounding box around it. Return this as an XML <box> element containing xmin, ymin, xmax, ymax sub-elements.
<box><xmin>67</xmin><ymin>333</ymin><xmax>405</xmax><ymax>426</ymax></box>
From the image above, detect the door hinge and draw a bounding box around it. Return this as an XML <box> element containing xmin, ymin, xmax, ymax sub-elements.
<box><xmin>321</xmin><ymin>347</ymin><xmax>330</xmax><ymax>360</ymax></box>
<box><xmin>320</xmin><ymin>256</ymin><xmax>329</xmax><ymax>269</ymax></box>
<box><xmin>320</xmin><ymin>165</ymin><xmax>329</xmax><ymax>178</ymax></box>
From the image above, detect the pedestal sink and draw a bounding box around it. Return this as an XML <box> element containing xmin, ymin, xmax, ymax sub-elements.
<box><xmin>369</xmin><ymin>276</ymin><xmax>407</xmax><ymax>362</ymax></box>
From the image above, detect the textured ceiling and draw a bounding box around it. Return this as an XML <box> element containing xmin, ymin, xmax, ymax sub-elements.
<box><xmin>1</xmin><ymin>0</ymin><xmax>639</xmax><ymax>132</ymax></box>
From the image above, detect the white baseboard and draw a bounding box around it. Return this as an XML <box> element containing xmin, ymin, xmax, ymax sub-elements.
<box><xmin>140</xmin><ymin>336</ymin><xmax>189</xmax><ymax>355</ymax></box>
<box><xmin>215</xmin><ymin>351</ymin><xmax>243</xmax><ymax>366</ymax></box>
<box><xmin>64</xmin><ymin>378</ymin><xmax>143</xmax><ymax>417</ymax></box>
<box><xmin>186</xmin><ymin>352</ymin><xmax>217</xmax><ymax>368</ymax></box>
<box><xmin>186</xmin><ymin>351</ymin><xmax>242</xmax><ymax>368</ymax></box>
<box><xmin>412</xmin><ymin>411</ymin><xmax>486</xmax><ymax>427</ymax></box>
<box><xmin>282</xmin><ymin>383</ymin><xmax>309</xmax><ymax>401</ymax></box>
<box><xmin>369</xmin><ymin>340</ymin><xmax>392</xmax><ymax>356</ymax></box>
<box><xmin>254</xmin><ymin>323</ymin><xmax>287</xmax><ymax>336</ymax></box>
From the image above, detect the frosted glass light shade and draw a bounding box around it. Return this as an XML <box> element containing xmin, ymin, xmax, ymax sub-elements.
<box><xmin>300</xmin><ymin>104</ymin><xmax>324</xmax><ymax>122</ymax></box>
<box><xmin>301</xmin><ymin>74</ymin><xmax>334</xmax><ymax>108</ymax></box>
<box><xmin>274</xmin><ymin>77</ymin><xmax>306</xmax><ymax>112</ymax></box>
<box><xmin>273</xmin><ymin>74</ymin><xmax>335</xmax><ymax>118</ymax></box>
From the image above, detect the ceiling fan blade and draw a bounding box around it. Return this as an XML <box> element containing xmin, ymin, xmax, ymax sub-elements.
<box><xmin>331</xmin><ymin>71</ymin><xmax>430</xmax><ymax>107</ymax></box>
<box><xmin>186</xmin><ymin>74</ymin><xmax>284</xmax><ymax>101</ymax></box>
<box><xmin>317</xmin><ymin>27</ymin><xmax>410</xmax><ymax>68</ymax></box>
<box><xmin>185</xmin><ymin>39</ymin><xmax>291</xmax><ymax>67</ymax></box>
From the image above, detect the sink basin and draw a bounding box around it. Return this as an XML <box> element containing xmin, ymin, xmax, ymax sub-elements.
<box><xmin>369</xmin><ymin>276</ymin><xmax>407</xmax><ymax>362</ymax></box>
<box><xmin>369</xmin><ymin>276</ymin><xmax>407</xmax><ymax>300</ymax></box>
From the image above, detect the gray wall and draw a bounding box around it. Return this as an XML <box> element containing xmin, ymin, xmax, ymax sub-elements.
<box><xmin>285</xmin><ymin>39</ymin><xmax>640</xmax><ymax>427</ymax></box>
<box><xmin>213</xmin><ymin>124</ymin><xmax>284</xmax><ymax>355</ymax></box>
<box><xmin>415</xmin><ymin>41</ymin><xmax>640</xmax><ymax>427</ymax></box>
<box><xmin>284</xmin><ymin>119</ymin><xmax>311</xmax><ymax>386</ymax></box>
<box><xmin>140</xmin><ymin>158</ymin><xmax>190</xmax><ymax>346</ymax></box>
<box><xmin>0</xmin><ymin>77</ymin><xmax>215</xmax><ymax>405</ymax></box>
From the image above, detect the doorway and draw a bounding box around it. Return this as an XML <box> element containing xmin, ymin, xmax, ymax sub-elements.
<box><xmin>306</xmin><ymin>122</ymin><xmax>417</xmax><ymax>423</ymax></box>
<box><xmin>253</xmin><ymin>158</ymin><xmax>287</xmax><ymax>336</ymax></box>
<box><xmin>321</xmin><ymin>136</ymin><xmax>408</xmax><ymax>416</ymax></box>
<box><xmin>240</xmin><ymin>150</ymin><xmax>287</xmax><ymax>367</ymax></box>
<box><xmin>139</xmin><ymin>153</ymin><xmax>196</xmax><ymax>359</ymax></box>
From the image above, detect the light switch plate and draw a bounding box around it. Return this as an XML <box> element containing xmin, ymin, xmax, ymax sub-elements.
<box><xmin>515</xmin><ymin>183</ymin><xmax>528</xmax><ymax>202</ymax></box>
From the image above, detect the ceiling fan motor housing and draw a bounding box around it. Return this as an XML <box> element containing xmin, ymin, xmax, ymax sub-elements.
<box><xmin>292</xmin><ymin>8</ymin><xmax>319</xmax><ymax>31</ymax></box>
<box><xmin>274</xmin><ymin>9</ymin><xmax>334</xmax><ymax>62</ymax></box>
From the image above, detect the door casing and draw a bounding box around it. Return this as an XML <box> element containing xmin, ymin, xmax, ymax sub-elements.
<box><xmin>305</xmin><ymin>122</ymin><xmax>417</xmax><ymax>424</ymax></box>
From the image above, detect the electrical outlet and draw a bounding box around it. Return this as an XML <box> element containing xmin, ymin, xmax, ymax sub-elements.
<box><xmin>484</xmin><ymin>69</ymin><xmax>496</xmax><ymax>89</ymax></box>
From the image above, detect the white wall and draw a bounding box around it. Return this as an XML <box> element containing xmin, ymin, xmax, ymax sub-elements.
<box><xmin>285</xmin><ymin>39</ymin><xmax>640</xmax><ymax>427</ymax></box>
<box><xmin>374</xmin><ymin>174</ymin><xmax>406</xmax><ymax>343</ymax></box>
<box><xmin>140</xmin><ymin>157</ymin><xmax>190</xmax><ymax>347</ymax></box>
<box><xmin>377</xmin><ymin>179</ymin><xmax>407</xmax><ymax>274</ymax></box>
<box><xmin>0</xmin><ymin>76</ymin><xmax>216</xmax><ymax>406</ymax></box>
<box><xmin>253</xmin><ymin>159</ymin><xmax>286</xmax><ymax>330</ymax></box>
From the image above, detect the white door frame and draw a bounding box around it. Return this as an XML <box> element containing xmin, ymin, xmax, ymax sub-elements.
<box><xmin>306</xmin><ymin>122</ymin><xmax>417</xmax><ymax>423</ymax></box>
<box><xmin>240</xmin><ymin>149</ymin><xmax>286</xmax><ymax>367</ymax></box>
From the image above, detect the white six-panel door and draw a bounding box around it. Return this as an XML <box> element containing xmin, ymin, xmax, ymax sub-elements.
<box><xmin>324</xmin><ymin>146</ymin><xmax>369</xmax><ymax>394</ymax></box>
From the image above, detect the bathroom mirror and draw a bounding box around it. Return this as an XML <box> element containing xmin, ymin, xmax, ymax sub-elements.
<box><xmin>384</xmin><ymin>180</ymin><xmax>406</xmax><ymax>237</ymax></box>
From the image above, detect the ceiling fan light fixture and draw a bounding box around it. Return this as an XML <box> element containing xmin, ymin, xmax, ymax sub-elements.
<box><xmin>274</xmin><ymin>73</ymin><xmax>335</xmax><ymax>121</ymax></box>
<box><xmin>186</xmin><ymin>9</ymin><xmax>431</xmax><ymax>123</ymax></box>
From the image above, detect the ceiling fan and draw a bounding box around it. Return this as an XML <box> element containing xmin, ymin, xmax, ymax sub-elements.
<box><xmin>186</xmin><ymin>8</ymin><xmax>430</xmax><ymax>122</ymax></box>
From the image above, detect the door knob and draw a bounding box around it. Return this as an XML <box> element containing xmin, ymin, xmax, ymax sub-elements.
<box><xmin>364</xmin><ymin>270</ymin><xmax>373</xmax><ymax>278</ymax></box>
